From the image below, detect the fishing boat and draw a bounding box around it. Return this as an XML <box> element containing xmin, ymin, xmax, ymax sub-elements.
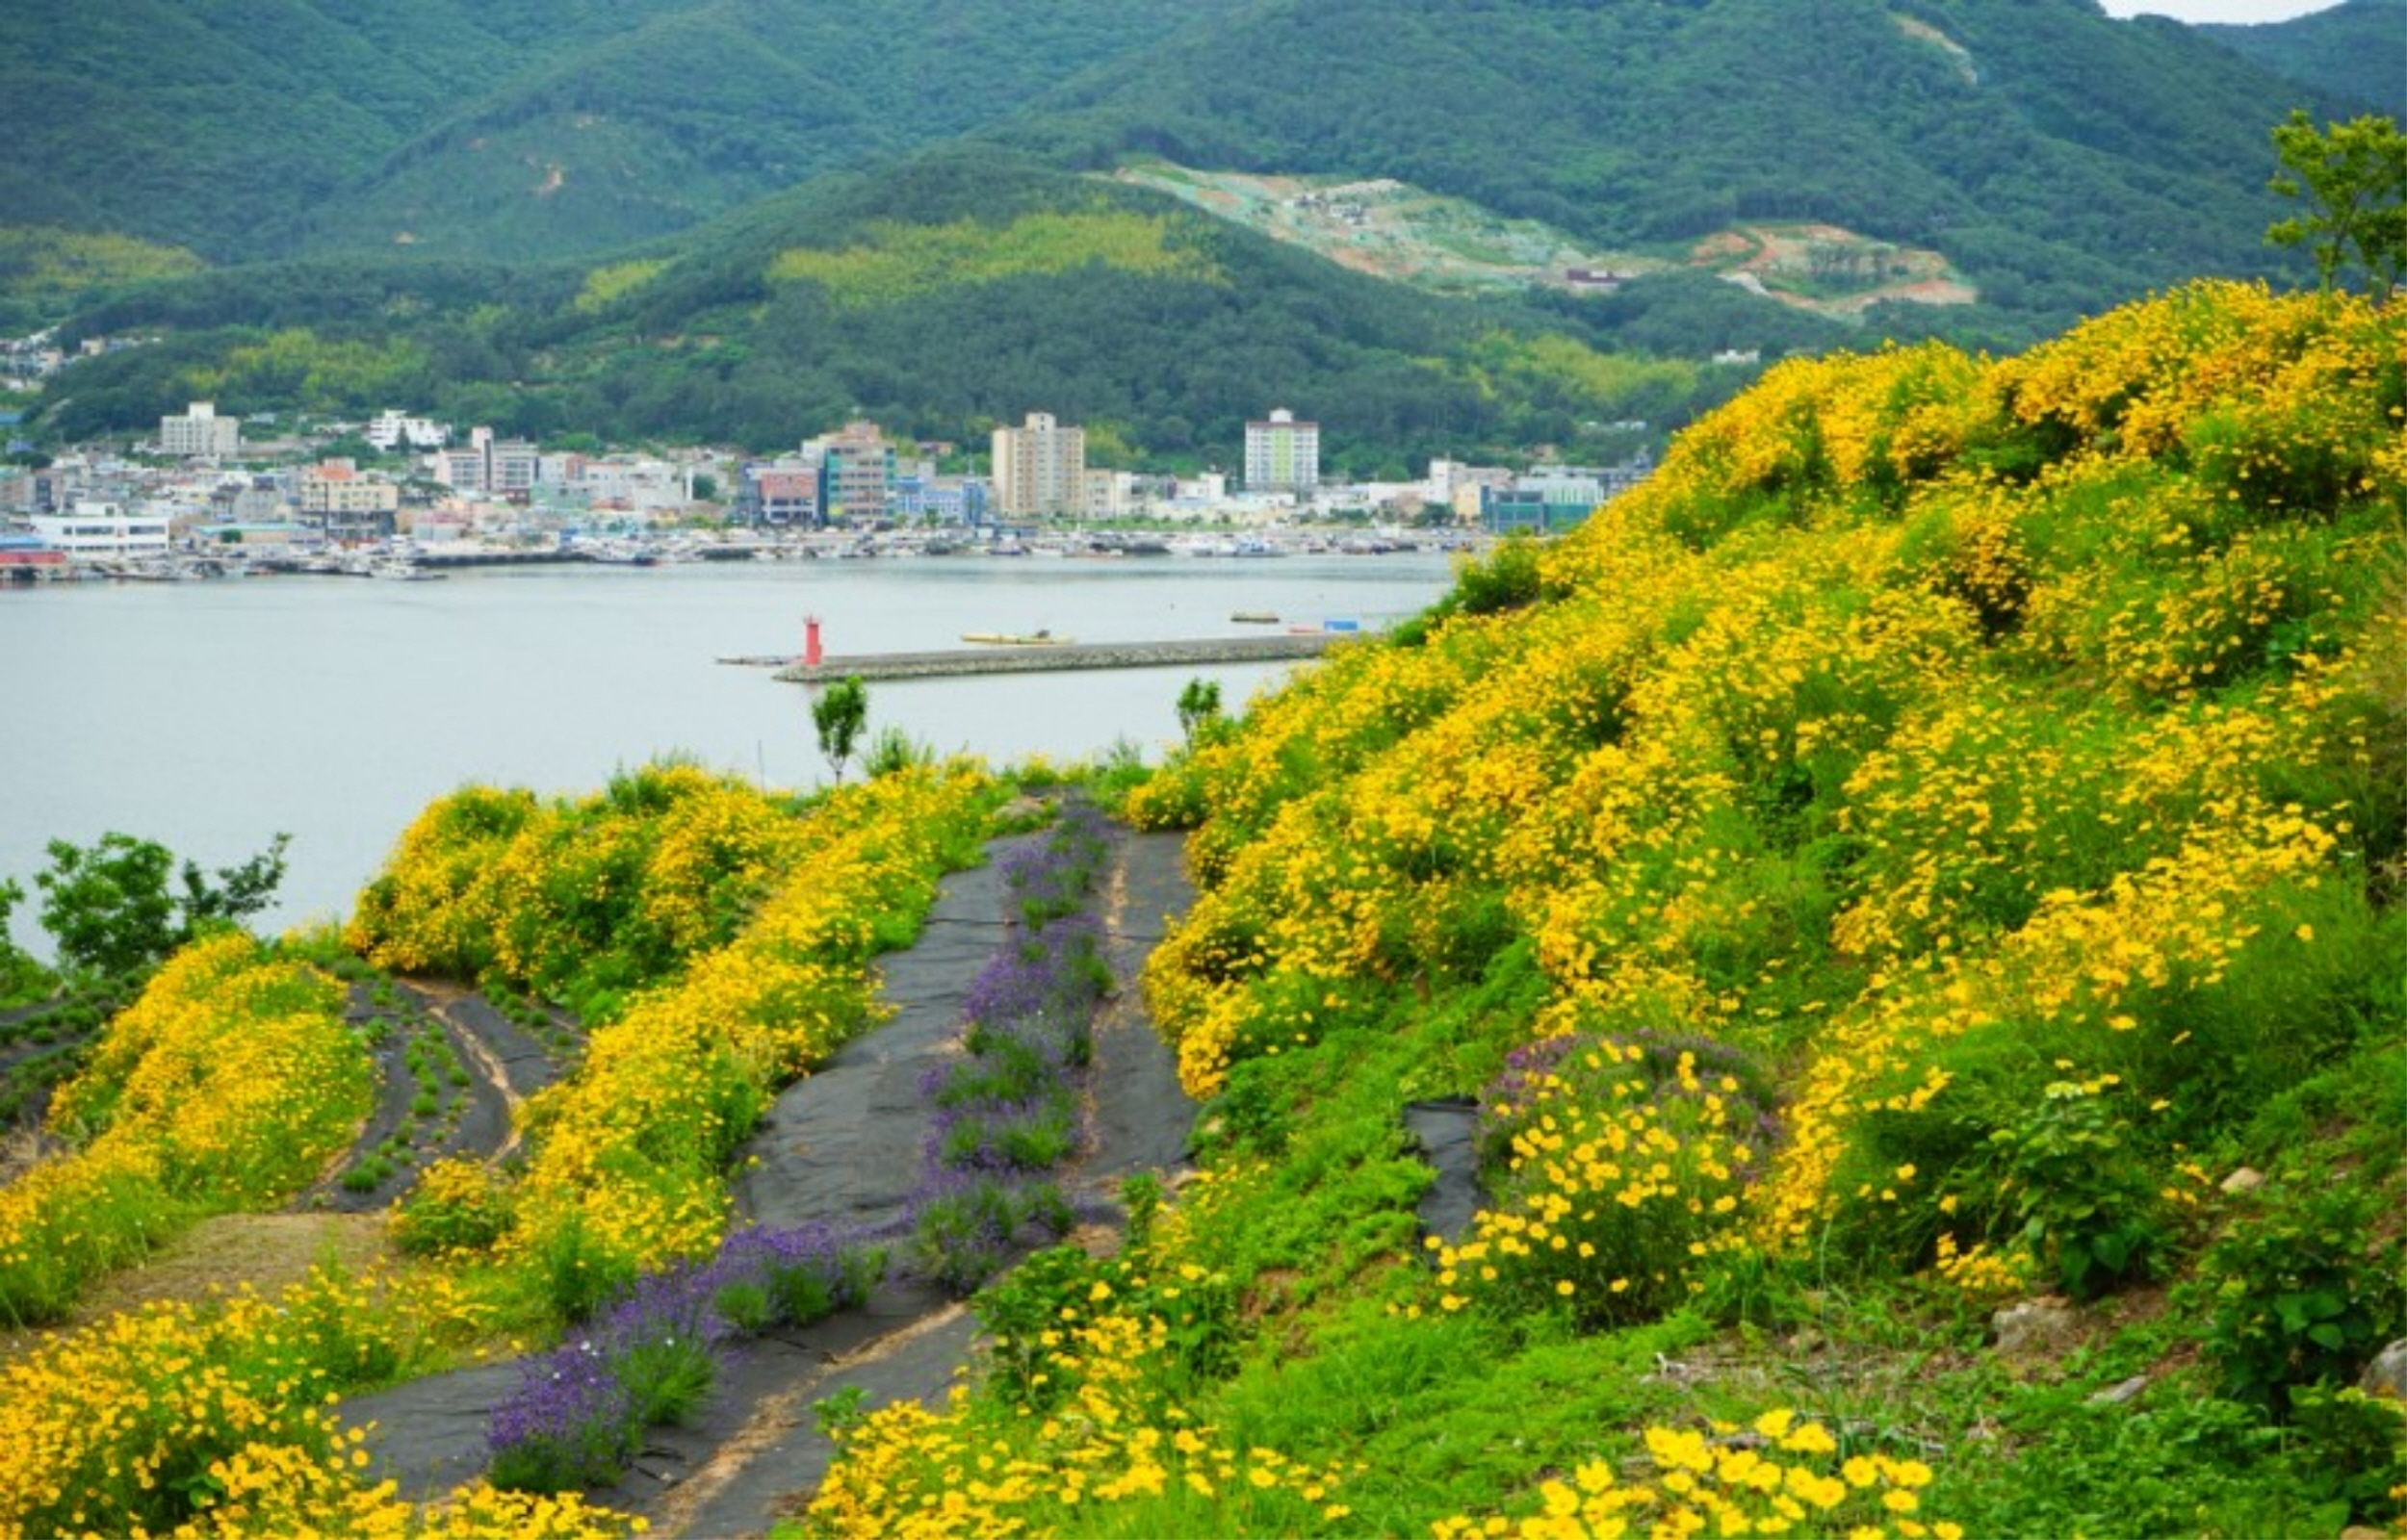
<box><xmin>1230</xmin><ymin>610</ymin><xmax>1281</xmax><ymax>624</ymax></box>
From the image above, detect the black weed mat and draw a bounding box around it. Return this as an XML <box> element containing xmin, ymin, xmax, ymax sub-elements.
<box><xmin>354</xmin><ymin>822</ymin><xmax>1202</xmax><ymax>1535</ymax></box>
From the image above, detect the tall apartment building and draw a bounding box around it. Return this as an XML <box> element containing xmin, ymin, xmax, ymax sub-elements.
<box><xmin>1244</xmin><ymin>408</ymin><xmax>1320</xmax><ymax>495</ymax></box>
<box><xmin>991</xmin><ymin>412</ymin><xmax>1087</xmax><ymax>519</ymax></box>
<box><xmin>434</xmin><ymin>426</ymin><xmax>540</xmax><ymax>496</ymax></box>
<box><xmin>160</xmin><ymin>401</ymin><xmax>239</xmax><ymax>459</ymax></box>
<box><xmin>814</xmin><ymin>421</ymin><xmax>895</xmax><ymax>523</ymax></box>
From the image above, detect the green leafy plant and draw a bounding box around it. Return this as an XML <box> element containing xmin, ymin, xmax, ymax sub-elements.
<box><xmin>2268</xmin><ymin>110</ymin><xmax>2407</xmax><ymax>300</ymax></box>
<box><xmin>1991</xmin><ymin>1077</ymin><xmax>2169</xmax><ymax>1302</ymax></box>
<box><xmin>33</xmin><ymin>832</ymin><xmax>290</xmax><ymax>980</ymax></box>
<box><xmin>813</xmin><ymin>677</ymin><xmax>870</xmax><ymax>786</ymax></box>
<box><xmin>2199</xmin><ymin>1180</ymin><xmax>2407</xmax><ymax>1417</ymax></box>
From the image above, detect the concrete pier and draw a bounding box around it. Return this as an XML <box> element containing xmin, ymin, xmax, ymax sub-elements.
<box><xmin>769</xmin><ymin>632</ymin><xmax>1344</xmax><ymax>683</ymax></box>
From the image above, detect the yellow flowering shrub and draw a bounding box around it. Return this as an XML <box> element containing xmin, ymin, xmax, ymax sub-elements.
<box><xmin>489</xmin><ymin>766</ymin><xmax>997</xmax><ymax>1299</ymax></box>
<box><xmin>0</xmin><ymin>934</ymin><xmax>370</xmax><ymax>1323</ymax></box>
<box><xmin>1431</xmin><ymin>1409</ymin><xmax>1959</xmax><ymax>1540</ymax></box>
<box><xmin>1435</xmin><ymin>1037</ymin><xmax>1766</xmax><ymax>1324</ymax></box>
<box><xmin>805</xmin><ymin>1273</ymin><xmax>1351</xmax><ymax>1538</ymax></box>
<box><xmin>1139</xmin><ymin>279</ymin><xmax>2403</xmax><ymax>1316</ymax></box>
<box><xmin>348</xmin><ymin>763</ymin><xmax>824</xmax><ymax>1014</ymax></box>
<box><xmin>0</xmin><ymin>1260</ymin><xmax>642</xmax><ymax>1538</ymax></box>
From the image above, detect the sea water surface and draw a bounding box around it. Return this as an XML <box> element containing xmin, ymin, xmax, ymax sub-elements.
<box><xmin>0</xmin><ymin>553</ymin><xmax>1452</xmax><ymax>949</ymax></box>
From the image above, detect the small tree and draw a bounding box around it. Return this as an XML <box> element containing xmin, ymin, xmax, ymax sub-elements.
<box><xmin>34</xmin><ymin>831</ymin><xmax>291</xmax><ymax>979</ymax></box>
<box><xmin>0</xmin><ymin>878</ymin><xmax>53</xmax><ymax>1007</ymax></box>
<box><xmin>1175</xmin><ymin>677</ymin><xmax>1224</xmax><ymax>747</ymax></box>
<box><xmin>2268</xmin><ymin>110</ymin><xmax>2407</xmax><ymax>302</ymax></box>
<box><xmin>813</xmin><ymin>676</ymin><xmax>869</xmax><ymax>785</ymax></box>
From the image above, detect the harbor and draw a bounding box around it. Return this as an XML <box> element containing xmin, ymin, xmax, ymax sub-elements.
<box><xmin>765</xmin><ymin>631</ymin><xmax>1345</xmax><ymax>683</ymax></box>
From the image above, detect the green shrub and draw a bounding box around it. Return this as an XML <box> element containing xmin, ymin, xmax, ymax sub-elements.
<box><xmin>2199</xmin><ymin>1179</ymin><xmax>2407</xmax><ymax>1418</ymax></box>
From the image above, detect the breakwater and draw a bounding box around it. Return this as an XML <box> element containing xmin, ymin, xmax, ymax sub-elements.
<box><xmin>768</xmin><ymin>632</ymin><xmax>1341</xmax><ymax>683</ymax></box>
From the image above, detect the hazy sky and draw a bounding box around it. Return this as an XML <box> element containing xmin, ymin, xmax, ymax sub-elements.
<box><xmin>2098</xmin><ymin>0</ymin><xmax>2346</xmax><ymax>20</ymax></box>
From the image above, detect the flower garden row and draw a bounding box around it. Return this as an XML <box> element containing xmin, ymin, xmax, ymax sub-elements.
<box><xmin>792</xmin><ymin>282</ymin><xmax>2407</xmax><ymax>1536</ymax></box>
<box><xmin>479</xmin><ymin>801</ymin><xmax>1120</xmax><ymax>1493</ymax></box>
<box><xmin>0</xmin><ymin>760</ymin><xmax>1003</xmax><ymax>1538</ymax></box>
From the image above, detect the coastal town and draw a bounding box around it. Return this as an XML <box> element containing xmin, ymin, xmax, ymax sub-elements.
<box><xmin>0</xmin><ymin>341</ymin><xmax>1649</xmax><ymax>582</ymax></box>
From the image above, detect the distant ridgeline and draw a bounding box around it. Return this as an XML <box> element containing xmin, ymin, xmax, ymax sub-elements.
<box><xmin>13</xmin><ymin>0</ymin><xmax>2381</xmax><ymax>462</ymax></box>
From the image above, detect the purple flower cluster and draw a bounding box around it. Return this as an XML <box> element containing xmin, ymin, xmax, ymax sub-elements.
<box><xmin>486</xmin><ymin>1220</ymin><xmax>883</xmax><ymax>1493</ymax></box>
<box><xmin>911</xmin><ymin>808</ymin><xmax>1114</xmax><ymax>1295</ymax></box>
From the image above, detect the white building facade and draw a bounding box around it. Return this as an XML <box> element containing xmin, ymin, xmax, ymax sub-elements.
<box><xmin>160</xmin><ymin>402</ymin><xmax>239</xmax><ymax>459</ymax></box>
<box><xmin>31</xmin><ymin>501</ymin><xmax>174</xmax><ymax>560</ymax></box>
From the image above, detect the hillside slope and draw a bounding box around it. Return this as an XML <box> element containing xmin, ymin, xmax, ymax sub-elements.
<box><xmin>2202</xmin><ymin>0</ymin><xmax>2407</xmax><ymax>119</ymax></box>
<box><xmin>1000</xmin><ymin>0</ymin><xmax>2342</xmax><ymax>333</ymax></box>
<box><xmin>801</xmin><ymin>281</ymin><xmax>2407</xmax><ymax>1536</ymax></box>
<box><xmin>43</xmin><ymin>149</ymin><xmax>1766</xmax><ymax>470</ymax></box>
<box><xmin>0</xmin><ymin>0</ymin><xmax>1228</xmax><ymax>264</ymax></box>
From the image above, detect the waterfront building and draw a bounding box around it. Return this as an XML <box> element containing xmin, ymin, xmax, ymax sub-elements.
<box><xmin>299</xmin><ymin>459</ymin><xmax>400</xmax><ymax>540</ymax></box>
<box><xmin>433</xmin><ymin>427</ymin><xmax>540</xmax><ymax>497</ymax></box>
<box><xmin>160</xmin><ymin>401</ymin><xmax>239</xmax><ymax>460</ymax></box>
<box><xmin>31</xmin><ymin>501</ymin><xmax>173</xmax><ymax>560</ymax></box>
<box><xmin>1477</xmin><ymin>453</ymin><xmax>1654</xmax><ymax>534</ymax></box>
<box><xmin>0</xmin><ymin>532</ymin><xmax>66</xmax><ymax>577</ymax></box>
<box><xmin>992</xmin><ymin>412</ymin><xmax>1087</xmax><ymax>519</ymax></box>
<box><xmin>1244</xmin><ymin>408</ymin><xmax>1320</xmax><ymax>496</ymax></box>
<box><xmin>814</xmin><ymin>422</ymin><xmax>896</xmax><ymax>524</ymax></box>
<box><xmin>737</xmin><ymin>463</ymin><xmax>823</xmax><ymax>526</ymax></box>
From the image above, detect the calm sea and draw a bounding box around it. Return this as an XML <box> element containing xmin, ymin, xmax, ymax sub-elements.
<box><xmin>0</xmin><ymin>553</ymin><xmax>1454</xmax><ymax>953</ymax></box>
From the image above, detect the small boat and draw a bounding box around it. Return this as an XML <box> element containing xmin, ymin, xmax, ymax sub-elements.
<box><xmin>1230</xmin><ymin>610</ymin><xmax>1281</xmax><ymax>624</ymax></box>
<box><xmin>961</xmin><ymin>629</ymin><xmax>1074</xmax><ymax>646</ymax></box>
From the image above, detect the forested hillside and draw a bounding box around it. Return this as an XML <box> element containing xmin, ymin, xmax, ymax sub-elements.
<box><xmin>43</xmin><ymin>150</ymin><xmax>1784</xmax><ymax>472</ymax></box>
<box><xmin>2202</xmin><ymin>0</ymin><xmax>2407</xmax><ymax>119</ymax></box>
<box><xmin>1002</xmin><ymin>0</ymin><xmax>2337</xmax><ymax>333</ymax></box>
<box><xmin>0</xmin><ymin>0</ymin><xmax>1229</xmax><ymax>263</ymax></box>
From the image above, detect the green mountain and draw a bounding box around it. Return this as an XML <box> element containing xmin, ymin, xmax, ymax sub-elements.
<box><xmin>996</xmin><ymin>0</ymin><xmax>2341</xmax><ymax>332</ymax></box>
<box><xmin>1</xmin><ymin>0</ymin><xmax>1229</xmax><ymax>264</ymax></box>
<box><xmin>47</xmin><ymin>148</ymin><xmax>1793</xmax><ymax>471</ymax></box>
<box><xmin>21</xmin><ymin>0</ymin><xmax>2368</xmax><ymax>463</ymax></box>
<box><xmin>2200</xmin><ymin>0</ymin><xmax>2407</xmax><ymax>119</ymax></box>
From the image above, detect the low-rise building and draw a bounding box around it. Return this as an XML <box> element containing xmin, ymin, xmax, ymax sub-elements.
<box><xmin>31</xmin><ymin>501</ymin><xmax>173</xmax><ymax>560</ymax></box>
<box><xmin>365</xmin><ymin>410</ymin><xmax>450</xmax><ymax>451</ymax></box>
<box><xmin>737</xmin><ymin>464</ymin><xmax>822</xmax><ymax>526</ymax></box>
<box><xmin>299</xmin><ymin>459</ymin><xmax>401</xmax><ymax>539</ymax></box>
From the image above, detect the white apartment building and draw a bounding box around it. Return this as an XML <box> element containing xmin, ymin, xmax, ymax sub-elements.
<box><xmin>1245</xmin><ymin>408</ymin><xmax>1319</xmax><ymax>495</ymax></box>
<box><xmin>991</xmin><ymin>412</ymin><xmax>1087</xmax><ymax>518</ymax></box>
<box><xmin>160</xmin><ymin>401</ymin><xmax>239</xmax><ymax>459</ymax></box>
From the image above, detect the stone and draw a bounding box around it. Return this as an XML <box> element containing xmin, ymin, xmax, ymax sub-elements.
<box><xmin>2088</xmin><ymin>1374</ymin><xmax>2150</xmax><ymax>1405</ymax></box>
<box><xmin>2359</xmin><ymin>1339</ymin><xmax>2407</xmax><ymax>1402</ymax></box>
<box><xmin>2218</xmin><ymin>1167</ymin><xmax>2265</xmax><ymax>1195</ymax></box>
<box><xmin>1992</xmin><ymin>1296</ymin><xmax>2085</xmax><ymax>1362</ymax></box>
